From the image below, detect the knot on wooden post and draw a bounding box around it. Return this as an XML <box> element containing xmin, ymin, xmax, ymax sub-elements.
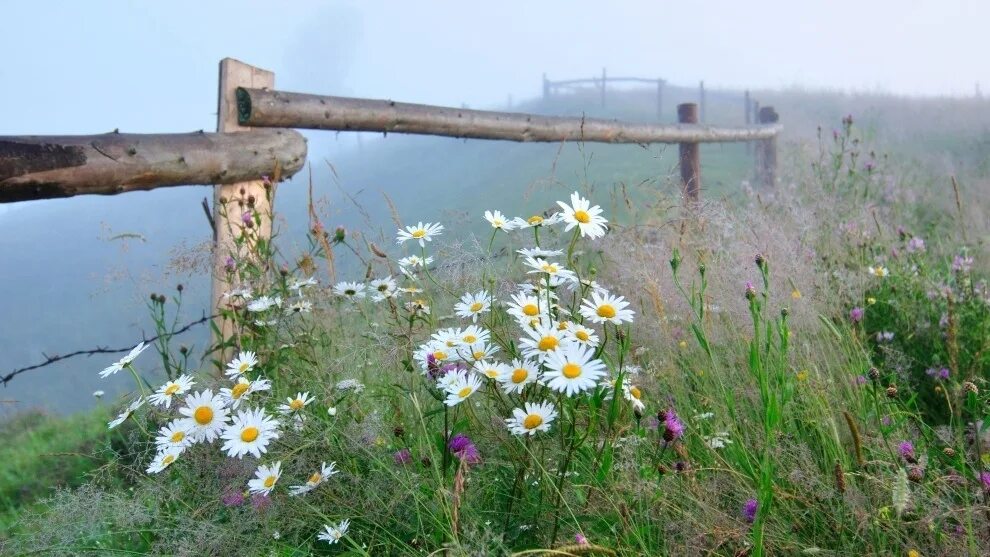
<box><xmin>677</xmin><ymin>103</ymin><xmax>701</xmax><ymax>203</ymax></box>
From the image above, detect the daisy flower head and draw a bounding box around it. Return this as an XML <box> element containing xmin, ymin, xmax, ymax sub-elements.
<box><xmin>524</xmin><ymin>257</ymin><xmax>576</xmax><ymax>286</ymax></box>
<box><xmin>458</xmin><ymin>325</ymin><xmax>490</xmax><ymax>346</ymax></box>
<box><xmin>415</xmin><ymin>340</ymin><xmax>452</xmax><ymax>374</ymax></box>
<box><xmin>579</xmin><ymin>290</ymin><xmax>635</xmax><ymax>325</ymax></box>
<box><xmin>289</xmin><ymin>461</ymin><xmax>339</xmax><ymax>496</ymax></box>
<box><xmin>178</xmin><ymin>389</ymin><xmax>230</xmax><ymax>442</ymax></box>
<box><xmin>517</xmin><ymin>247</ymin><xmax>564</xmax><ymax>259</ymax></box>
<box><xmin>867</xmin><ymin>265</ymin><xmax>889</xmax><ymax>278</ymax></box>
<box><xmin>507</xmin><ymin>292</ymin><xmax>547</xmax><ymax>324</ymax></box>
<box><xmin>473</xmin><ymin>359</ymin><xmax>508</xmax><ymax>380</ymax></box>
<box><xmin>568</xmin><ymin>324</ymin><xmax>601</xmax><ymax>347</ymax></box>
<box><xmin>108</xmin><ymin>396</ymin><xmax>145</xmax><ymax>429</ymax></box>
<box><xmin>484</xmin><ymin>210</ymin><xmax>516</xmax><ymax>231</ymax></box>
<box><xmin>279</xmin><ymin>392</ymin><xmax>314</xmax><ymax>415</ymax></box>
<box><xmin>557</xmin><ymin>191</ymin><xmax>608</xmax><ymax>239</ymax></box>
<box><xmin>332</xmin><ymin>281</ymin><xmax>367</xmax><ymax>300</ymax></box>
<box><xmin>542</xmin><ymin>343</ymin><xmax>608</xmax><ymax>396</ymax></box>
<box><xmin>506</xmin><ymin>401</ymin><xmax>558</xmax><ymax>436</ymax></box>
<box><xmin>397</xmin><ymin>221</ymin><xmax>444</xmax><ymax>247</ymax></box>
<box><xmin>220</xmin><ymin>376</ymin><xmax>272</xmax><ymax>409</ymax></box>
<box><xmin>431</xmin><ymin>327</ymin><xmax>462</xmax><ymax>348</ymax></box>
<box><xmin>148</xmin><ymin>374</ymin><xmax>195</xmax><ymax>408</ymax></box>
<box><xmin>146</xmin><ymin>447</ymin><xmax>182</xmax><ymax>474</ymax></box>
<box><xmin>519</xmin><ymin>323</ymin><xmax>573</xmax><ymax>362</ymax></box>
<box><xmin>369</xmin><ymin>276</ymin><xmax>399</xmax><ymax>301</ymax></box>
<box><xmin>155</xmin><ymin>418</ymin><xmax>195</xmax><ymax>452</ymax></box>
<box><xmin>454</xmin><ymin>291</ymin><xmax>492</xmax><ymax>322</ymax></box>
<box><xmin>288</xmin><ymin>276</ymin><xmax>317</xmax><ymax>294</ymax></box>
<box><xmin>456</xmin><ymin>339</ymin><xmax>499</xmax><ymax>362</ymax></box>
<box><xmin>225</xmin><ymin>351</ymin><xmax>259</xmax><ymax>378</ymax></box>
<box><xmin>318</xmin><ymin>519</ymin><xmax>351</xmax><ymax>545</ymax></box>
<box><xmin>99</xmin><ymin>341</ymin><xmax>150</xmax><ymax>378</ymax></box>
<box><xmin>221</xmin><ymin>407</ymin><xmax>281</xmax><ymax>459</ymax></box>
<box><xmin>287</xmin><ymin>300</ymin><xmax>313</xmax><ymax>313</ymax></box>
<box><xmin>397</xmin><ymin>255</ymin><xmax>432</xmax><ymax>270</ymax></box>
<box><xmin>248</xmin><ymin>461</ymin><xmax>282</xmax><ymax>496</ymax></box>
<box><xmin>622</xmin><ymin>381</ymin><xmax>646</xmax><ymax>412</ymax></box>
<box><xmin>497</xmin><ymin>358</ymin><xmax>539</xmax><ymax>394</ymax></box>
<box><xmin>511</xmin><ymin>212</ymin><xmax>564</xmax><ymax>229</ymax></box>
<box><xmin>444</xmin><ymin>372</ymin><xmax>483</xmax><ymax>407</ymax></box>
<box><xmin>247</xmin><ymin>295</ymin><xmax>282</xmax><ymax>312</ymax></box>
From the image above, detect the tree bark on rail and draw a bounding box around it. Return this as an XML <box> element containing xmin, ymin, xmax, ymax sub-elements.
<box><xmin>237</xmin><ymin>88</ymin><xmax>781</xmax><ymax>144</ymax></box>
<box><xmin>0</xmin><ymin>130</ymin><xmax>306</xmax><ymax>203</ymax></box>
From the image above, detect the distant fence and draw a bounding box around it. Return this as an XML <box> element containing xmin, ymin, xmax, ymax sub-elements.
<box><xmin>0</xmin><ymin>59</ymin><xmax>781</xmax><ymax>348</ymax></box>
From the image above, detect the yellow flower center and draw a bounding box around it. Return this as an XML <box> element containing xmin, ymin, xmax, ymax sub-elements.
<box><xmin>446</xmin><ymin>340</ymin><xmax>457</xmax><ymax>347</ymax></box>
<box><xmin>575</xmin><ymin>330</ymin><xmax>590</xmax><ymax>341</ymax></box>
<box><xmin>541</xmin><ymin>263</ymin><xmax>558</xmax><ymax>273</ymax></box>
<box><xmin>170</xmin><ymin>431</ymin><xmax>185</xmax><ymax>443</ymax></box>
<box><xmin>433</xmin><ymin>351</ymin><xmax>448</xmax><ymax>361</ymax></box>
<box><xmin>523</xmin><ymin>304</ymin><xmax>539</xmax><ymax>316</ymax></box>
<box><xmin>557</xmin><ymin>321</ymin><xmax>570</xmax><ymax>331</ymax></box>
<box><xmin>485</xmin><ymin>369</ymin><xmax>498</xmax><ymax>378</ymax></box>
<box><xmin>469</xmin><ymin>302</ymin><xmax>484</xmax><ymax>312</ymax></box>
<box><xmin>457</xmin><ymin>386</ymin><xmax>473</xmax><ymax>398</ymax></box>
<box><xmin>164</xmin><ymin>384</ymin><xmax>180</xmax><ymax>396</ymax></box>
<box><xmin>308</xmin><ymin>472</ymin><xmax>322</xmax><ymax>484</ymax></box>
<box><xmin>511</xmin><ymin>369</ymin><xmax>528</xmax><ymax>383</ymax></box>
<box><xmin>538</xmin><ymin>336</ymin><xmax>559</xmax><ymax>351</ymax></box>
<box><xmin>289</xmin><ymin>398</ymin><xmax>305</xmax><ymax>411</ymax></box>
<box><xmin>411</xmin><ymin>229</ymin><xmax>426</xmax><ymax>238</ymax></box>
<box><xmin>162</xmin><ymin>454</ymin><xmax>175</xmax><ymax>465</ymax></box>
<box><xmin>523</xmin><ymin>414</ymin><xmax>543</xmax><ymax>429</ymax></box>
<box><xmin>573</xmin><ymin>210</ymin><xmax>591</xmax><ymax>223</ymax></box>
<box><xmin>562</xmin><ymin>363</ymin><xmax>582</xmax><ymax>379</ymax></box>
<box><xmin>528</xmin><ymin>216</ymin><xmax>544</xmax><ymax>225</ymax></box>
<box><xmin>463</xmin><ymin>335</ymin><xmax>477</xmax><ymax>344</ymax></box>
<box><xmin>473</xmin><ymin>351</ymin><xmax>485</xmax><ymax>359</ymax></box>
<box><xmin>194</xmin><ymin>406</ymin><xmax>214</xmax><ymax>425</ymax></box>
<box><xmin>240</xmin><ymin>426</ymin><xmax>260</xmax><ymax>442</ymax></box>
<box><xmin>597</xmin><ymin>304</ymin><xmax>617</xmax><ymax>319</ymax></box>
<box><xmin>231</xmin><ymin>382</ymin><xmax>250</xmax><ymax>399</ymax></box>
<box><xmin>263</xmin><ymin>475</ymin><xmax>276</xmax><ymax>488</ymax></box>
<box><xmin>239</xmin><ymin>362</ymin><xmax>250</xmax><ymax>373</ymax></box>
<box><xmin>629</xmin><ymin>386</ymin><xmax>642</xmax><ymax>399</ymax></box>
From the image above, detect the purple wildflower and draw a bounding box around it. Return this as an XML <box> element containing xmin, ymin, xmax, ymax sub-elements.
<box><xmin>743</xmin><ymin>498</ymin><xmax>759</xmax><ymax>524</ymax></box>
<box><xmin>425</xmin><ymin>354</ymin><xmax>442</xmax><ymax>380</ymax></box>
<box><xmin>448</xmin><ymin>434</ymin><xmax>481</xmax><ymax>465</ymax></box>
<box><xmin>662</xmin><ymin>409</ymin><xmax>685</xmax><ymax>441</ymax></box>
<box><xmin>926</xmin><ymin>367</ymin><xmax>950</xmax><ymax>381</ymax></box>
<box><xmin>952</xmin><ymin>255</ymin><xmax>974</xmax><ymax>273</ymax></box>
<box><xmin>250</xmin><ymin>493</ymin><xmax>272</xmax><ymax>512</ymax></box>
<box><xmin>221</xmin><ymin>489</ymin><xmax>245</xmax><ymax>507</ymax></box>
<box><xmin>224</xmin><ymin>256</ymin><xmax>236</xmax><ymax>272</ymax></box>
<box><xmin>906</xmin><ymin>237</ymin><xmax>926</xmax><ymax>253</ymax></box>
<box><xmin>241</xmin><ymin>210</ymin><xmax>253</xmax><ymax>225</ymax></box>
<box><xmin>394</xmin><ymin>448</ymin><xmax>412</xmax><ymax>465</ymax></box>
<box><xmin>898</xmin><ymin>441</ymin><xmax>915</xmax><ymax>461</ymax></box>
<box><xmin>261</xmin><ymin>175</ymin><xmax>272</xmax><ymax>186</ymax></box>
<box><xmin>744</xmin><ymin>281</ymin><xmax>757</xmax><ymax>300</ymax></box>
<box><xmin>855</xmin><ymin>375</ymin><xmax>867</xmax><ymax>386</ymax></box>
<box><xmin>981</xmin><ymin>471</ymin><xmax>990</xmax><ymax>491</ymax></box>
<box><xmin>849</xmin><ymin>307</ymin><xmax>865</xmax><ymax>324</ymax></box>
<box><xmin>575</xmin><ymin>533</ymin><xmax>588</xmax><ymax>545</ymax></box>
<box><xmin>881</xmin><ymin>415</ymin><xmax>892</xmax><ymax>426</ymax></box>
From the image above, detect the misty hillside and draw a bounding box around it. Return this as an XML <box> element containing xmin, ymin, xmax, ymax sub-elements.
<box><xmin>2</xmin><ymin>82</ymin><xmax>988</xmax><ymax>416</ymax></box>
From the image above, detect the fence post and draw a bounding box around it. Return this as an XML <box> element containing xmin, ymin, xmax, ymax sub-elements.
<box><xmin>755</xmin><ymin>106</ymin><xmax>779</xmax><ymax>188</ymax></box>
<box><xmin>656</xmin><ymin>78</ymin><xmax>664</xmax><ymax>120</ymax></box>
<box><xmin>543</xmin><ymin>73</ymin><xmax>549</xmax><ymax>100</ymax></box>
<box><xmin>699</xmin><ymin>80</ymin><xmax>706</xmax><ymax>123</ymax></box>
<box><xmin>601</xmin><ymin>67</ymin><xmax>607</xmax><ymax>108</ymax></box>
<box><xmin>677</xmin><ymin>103</ymin><xmax>701</xmax><ymax>203</ymax></box>
<box><xmin>212</xmin><ymin>58</ymin><xmax>276</xmax><ymax>358</ymax></box>
<box><xmin>744</xmin><ymin>90</ymin><xmax>751</xmax><ymax>154</ymax></box>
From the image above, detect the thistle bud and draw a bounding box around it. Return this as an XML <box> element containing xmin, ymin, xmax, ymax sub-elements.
<box><xmin>669</xmin><ymin>250</ymin><xmax>682</xmax><ymax>273</ymax></box>
<box><xmin>781</xmin><ymin>308</ymin><xmax>789</xmax><ymax>317</ymax></box>
<box><xmin>886</xmin><ymin>384</ymin><xmax>898</xmax><ymax>399</ymax></box>
<box><xmin>176</xmin><ymin>284</ymin><xmax>184</xmax><ymax>293</ymax></box>
<box><xmin>943</xmin><ymin>447</ymin><xmax>956</xmax><ymax>458</ymax></box>
<box><xmin>745</xmin><ymin>281</ymin><xmax>757</xmax><ymax>301</ymax></box>
<box><xmin>179</xmin><ymin>345</ymin><xmax>189</xmax><ymax>355</ymax></box>
<box><xmin>964</xmin><ymin>381</ymin><xmax>979</xmax><ymax>395</ymax></box>
<box><xmin>393</xmin><ymin>425</ymin><xmax>405</xmax><ymax>438</ymax></box>
<box><xmin>755</xmin><ymin>253</ymin><xmax>766</xmax><ymax>268</ymax></box>
<box><xmin>247</xmin><ymin>195</ymin><xmax>256</xmax><ymax>207</ymax></box>
<box><xmin>907</xmin><ymin>466</ymin><xmax>925</xmax><ymax>483</ymax></box>
<box><xmin>334</xmin><ymin>226</ymin><xmax>346</xmax><ymax>243</ymax></box>
<box><xmin>867</xmin><ymin>367</ymin><xmax>880</xmax><ymax>381</ymax></box>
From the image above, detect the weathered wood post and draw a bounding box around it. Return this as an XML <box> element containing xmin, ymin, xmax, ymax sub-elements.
<box><xmin>212</xmin><ymin>58</ymin><xmax>276</xmax><ymax>356</ymax></box>
<box><xmin>678</xmin><ymin>103</ymin><xmax>701</xmax><ymax>202</ymax></box>
<box><xmin>699</xmin><ymin>80</ymin><xmax>706</xmax><ymax>123</ymax></box>
<box><xmin>755</xmin><ymin>106</ymin><xmax>779</xmax><ymax>188</ymax></box>
<box><xmin>600</xmin><ymin>67</ymin><xmax>607</xmax><ymax>108</ymax></box>
<box><xmin>656</xmin><ymin>78</ymin><xmax>664</xmax><ymax>120</ymax></box>
<box><xmin>543</xmin><ymin>73</ymin><xmax>550</xmax><ymax>100</ymax></box>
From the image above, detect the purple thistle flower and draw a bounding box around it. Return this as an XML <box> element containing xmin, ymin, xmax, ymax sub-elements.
<box><xmin>425</xmin><ymin>354</ymin><xmax>442</xmax><ymax>380</ymax></box>
<box><xmin>250</xmin><ymin>493</ymin><xmax>272</xmax><ymax>512</ymax></box>
<box><xmin>881</xmin><ymin>415</ymin><xmax>892</xmax><ymax>426</ymax></box>
<box><xmin>241</xmin><ymin>210</ymin><xmax>253</xmax><ymax>225</ymax></box>
<box><xmin>980</xmin><ymin>471</ymin><xmax>990</xmax><ymax>491</ymax></box>
<box><xmin>849</xmin><ymin>307</ymin><xmax>865</xmax><ymax>324</ymax></box>
<box><xmin>906</xmin><ymin>237</ymin><xmax>926</xmax><ymax>253</ymax></box>
<box><xmin>926</xmin><ymin>367</ymin><xmax>950</xmax><ymax>380</ymax></box>
<box><xmin>953</xmin><ymin>255</ymin><xmax>974</xmax><ymax>273</ymax></box>
<box><xmin>448</xmin><ymin>434</ymin><xmax>482</xmax><ymax>465</ymax></box>
<box><xmin>221</xmin><ymin>489</ymin><xmax>245</xmax><ymax>507</ymax></box>
<box><xmin>743</xmin><ymin>498</ymin><xmax>759</xmax><ymax>524</ymax></box>
<box><xmin>662</xmin><ymin>409</ymin><xmax>685</xmax><ymax>441</ymax></box>
<box><xmin>898</xmin><ymin>441</ymin><xmax>915</xmax><ymax>461</ymax></box>
<box><xmin>394</xmin><ymin>448</ymin><xmax>412</xmax><ymax>465</ymax></box>
<box><xmin>575</xmin><ymin>533</ymin><xmax>588</xmax><ymax>545</ymax></box>
<box><xmin>224</xmin><ymin>256</ymin><xmax>236</xmax><ymax>272</ymax></box>
<box><xmin>855</xmin><ymin>375</ymin><xmax>867</xmax><ymax>386</ymax></box>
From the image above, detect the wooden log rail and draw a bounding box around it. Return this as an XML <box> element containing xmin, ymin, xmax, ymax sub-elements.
<box><xmin>236</xmin><ymin>88</ymin><xmax>780</xmax><ymax>145</ymax></box>
<box><xmin>0</xmin><ymin>130</ymin><xmax>307</xmax><ymax>203</ymax></box>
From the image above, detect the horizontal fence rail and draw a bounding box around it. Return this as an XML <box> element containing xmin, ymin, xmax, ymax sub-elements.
<box><xmin>236</xmin><ymin>88</ymin><xmax>780</xmax><ymax>144</ymax></box>
<box><xmin>0</xmin><ymin>129</ymin><xmax>306</xmax><ymax>203</ymax></box>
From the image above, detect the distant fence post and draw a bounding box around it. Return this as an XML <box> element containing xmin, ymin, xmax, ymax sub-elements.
<box><xmin>744</xmin><ymin>90</ymin><xmax>751</xmax><ymax>153</ymax></box>
<box><xmin>601</xmin><ymin>67</ymin><xmax>607</xmax><ymax>108</ymax></box>
<box><xmin>212</xmin><ymin>58</ymin><xmax>276</xmax><ymax>357</ymax></box>
<box><xmin>543</xmin><ymin>73</ymin><xmax>550</xmax><ymax>100</ymax></box>
<box><xmin>656</xmin><ymin>78</ymin><xmax>664</xmax><ymax>120</ymax></box>
<box><xmin>677</xmin><ymin>103</ymin><xmax>701</xmax><ymax>202</ymax></box>
<box><xmin>755</xmin><ymin>106</ymin><xmax>779</xmax><ymax>188</ymax></box>
<box><xmin>699</xmin><ymin>80</ymin><xmax>706</xmax><ymax>123</ymax></box>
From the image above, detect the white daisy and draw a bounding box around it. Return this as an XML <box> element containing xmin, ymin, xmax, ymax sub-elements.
<box><xmin>507</xmin><ymin>292</ymin><xmax>548</xmax><ymax>324</ymax></box>
<box><xmin>219</xmin><ymin>376</ymin><xmax>272</xmax><ymax>409</ymax></box>
<box><xmin>178</xmin><ymin>389</ymin><xmax>230</xmax><ymax>442</ymax></box>
<box><xmin>221</xmin><ymin>407</ymin><xmax>281</xmax><ymax>459</ymax></box>
<box><xmin>108</xmin><ymin>397</ymin><xmax>145</xmax><ymax>429</ymax></box>
<box><xmin>517</xmin><ymin>247</ymin><xmax>564</xmax><ymax>258</ymax></box>
<box><xmin>396</xmin><ymin>222</ymin><xmax>444</xmax><ymax>247</ymax></box>
<box><xmin>456</xmin><ymin>340</ymin><xmax>499</xmax><ymax>362</ymax></box>
<box><xmin>415</xmin><ymin>340</ymin><xmax>453</xmax><ymax>373</ymax></box>
<box><xmin>225</xmin><ymin>351</ymin><xmax>259</xmax><ymax>378</ymax></box>
<box><xmin>557</xmin><ymin>191</ymin><xmax>608</xmax><ymax>239</ymax></box>
<box><xmin>484</xmin><ymin>210</ymin><xmax>516</xmax><ymax>231</ymax></box>
<box><xmin>497</xmin><ymin>358</ymin><xmax>539</xmax><ymax>394</ymax></box>
<box><xmin>332</xmin><ymin>281</ymin><xmax>367</xmax><ymax>299</ymax></box>
<box><xmin>317</xmin><ymin>519</ymin><xmax>350</xmax><ymax>545</ymax></box>
<box><xmin>93</xmin><ymin>390</ymin><xmax>105</xmax><ymax>398</ymax></box>
<box><xmin>247</xmin><ymin>296</ymin><xmax>282</xmax><ymax>312</ymax></box>
<box><xmin>289</xmin><ymin>461</ymin><xmax>339</xmax><ymax>496</ymax></box>
<box><xmin>222</xmin><ymin>286</ymin><xmax>254</xmax><ymax>301</ymax></box>
<box><xmin>146</xmin><ymin>447</ymin><xmax>182</xmax><ymax>474</ymax></box>
<box><xmin>542</xmin><ymin>343</ymin><xmax>608</xmax><ymax>396</ymax></box>
<box><xmin>622</xmin><ymin>381</ymin><xmax>646</xmax><ymax>412</ymax></box>
<box><xmin>868</xmin><ymin>265</ymin><xmax>889</xmax><ymax>278</ymax></box>
<box><xmin>524</xmin><ymin>257</ymin><xmax>577</xmax><ymax>286</ymax></box>
<box><xmin>154</xmin><ymin>418</ymin><xmax>194</xmax><ymax>452</ymax></box>
<box><xmin>279</xmin><ymin>392</ymin><xmax>314</xmax><ymax>415</ymax></box>
<box><xmin>457</xmin><ymin>325</ymin><xmax>490</xmax><ymax>346</ymax></box>
<box><xmin>288</xmin><ymin>276</ymin><xmax>317</xmax><ymax>294</ymax></box>
<box><xmin>579</xmin><ymin>290</ymin><xmax>635</xmax><ymax>325</ymax></box>
<box><xmin>406</xmin><ymin>299</ymin><xmax>431</xmax><ymax>315</ymax></box>
<box><xmin>443</xmin><ymin>372</ymin><xmax>483</xmax><ymax>407</ymax></box>
<box><xmin>473</xmin><ymin>359</ymin><xmax>508</xmax><ymax>380</ymax></box>
<box><xmin>567</xmin><ymin>324</ymin><xmax>600</xmax><ymax>347</ymax></box>
<box><xmin>369</xmin><ymin>276</ymin><xmax>399</xmax><ymax>301</ymax></box>
<box><xmin>454</xmin><ymin>291</ymin><xmax>492</xmax><ymax>323</ymax></box>
<box><xmin>148</xmin><ymin>374</ymin><xmax>195</xmax><ymax>408</ymax></box>
<box><xmin>510</xmin><ymin>213</ymin><xmax>564</xmax><ymax>229</ymax></box>
<box><xmin>248</xmin><ymin>461</ymin><xmax>282</xmax><ymax>496</ymax></box>
<box><xmin>287</xmin><ymin>300</ymin><xmax>313</xmax><ymax>313</ymax></box>
<box><xmin>519</xmin><ymin>323</ymin><xmax>573</xmax><ymax>362</ymax></box>
<box><xmin>506</xmin><ymin>401</ymin><xmax>558</xmax><ymax>435</ymax></box>
<box><xmin>397</xmin><ymin>255</ymin><xmax>433</xmax><ymax>269</ymax></box>
<box><xmin>99</xmin><ymin>342</ymin><xmax>150</xmax><ymax>378</ymax></box>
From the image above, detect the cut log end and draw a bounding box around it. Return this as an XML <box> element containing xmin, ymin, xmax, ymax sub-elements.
<box><xmin>236</xmin><ymin>87</ymin><xmax>254</xmax><ymax>125</ymax></box>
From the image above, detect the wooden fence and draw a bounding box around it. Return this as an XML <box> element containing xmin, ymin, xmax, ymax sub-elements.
<box><xmin>0</xmin><ymin>58</ymin><xmax>781</xmax><ymax>345</ymax></box>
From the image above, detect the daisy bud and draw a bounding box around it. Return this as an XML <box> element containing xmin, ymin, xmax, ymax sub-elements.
<box><xmin>886</xmin><ymin>384</ymin><xmax>898</xmax><ymax>399</ymax></box>
<box><xmin>334</xmin><ymin>226</ymin><xmax>346</xmax><ymax>243</ymax></box>
<box><xmin>754</xmin><ymin>253</ymin><xmax>765</xmax><ymax>268</ymax></box>
<box><xmin>669</xmin><ymin>250</ymin><xmax>681</xmax><ymax>273</ymax></box>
